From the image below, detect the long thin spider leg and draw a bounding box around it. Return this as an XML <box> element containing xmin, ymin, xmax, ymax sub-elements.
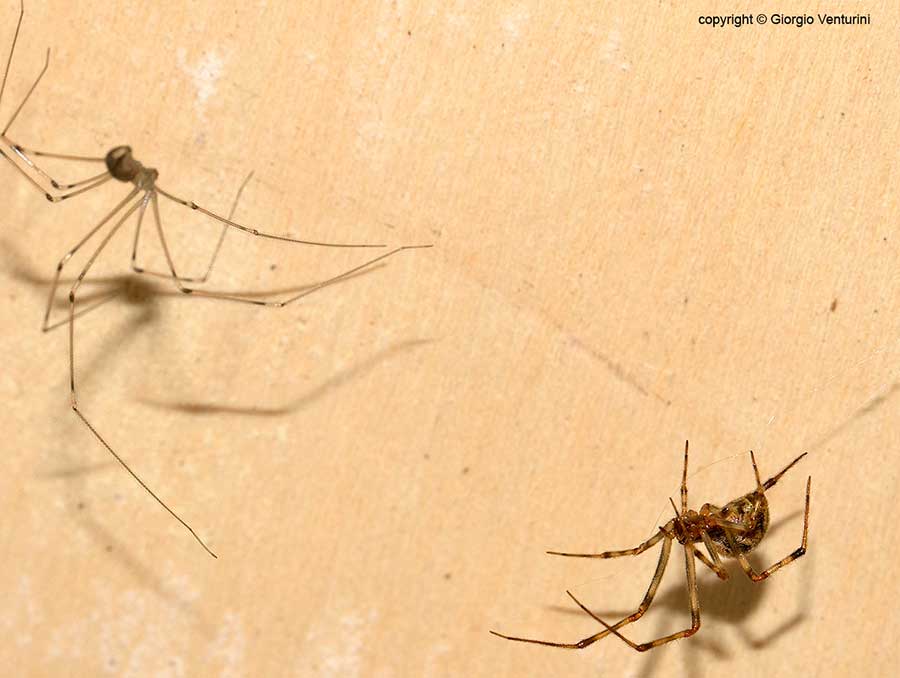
<box><xmin>489</xmin><ymin>628</ymin><xmax>606</xmax><ymax>650</ymax></box>
<box><xmin>0</xmin><ymin>0</ymin><xmax>24</xmax><ymax>113</ymax></box>
<box><xmin>749</xmin><ymin>450</ymin><xmax>764</xmax><ymax>491</ymax></box>
<box><xmin>69</xmin><ymin>189</ymin><xmax>218</xmax><ymax>558</ymax></box>
<box><xmin>13</xmin><ymin>144</ymin><xmax>113</xmax><ymax>199</ymax></box>
<box><xmin>129</xmin><ymin>191</ymin><xmax>160</xmax><ymax>276</ymax></box>
<box><xmin>492</xmin><ymin>535</ymin><xmax>674</xmax><ymax>650</ymax></box>
<box><xmin>681</xmin><ymin>439</ymin><xmax>689</xmax><ymax>514</ymax></box>
<box><xmin>44</xmin><ymin>173</ymin><xmax>113</xmax><ymax>202</ymax></box>
<box><xmin>571</xmin><ymin>532</ymin><xmax>674</xmax><ymax>636</ymax></box>
<box><xmin>3</xmin><ymin>45</ymin><xmax>47</xmax><ymax>135</ymax></box>
<box><xmin>1</xmin><ymin>143</ymin><xmax>112</xmax><ymax>200</ymax></box>
<box><xmin>11</xmin><ymin>143</ymin><xmax>109</xmax><ymax>189</ymax></box>
<box><xmin>155</xmin><ymin>184</ymin><xmax>387</xmax><ymax>248</ymax></box>
<box><xmin>547</xmin><ymin>525</ymin><xmax>670</xmax><ymax>559</ymax></box>
<box><xmin>572</xmin><ymin>543</ymin><xmax>701</xmax><ymax>652</ymax></box>
<box><xmin>1</xmin><ymin>144</ymin><xmax>45</xmax><ymax>192</ymax></box>
<box><xmin>151</xmin><ymin>190</ymin><xmax>430</xmax><ymax>307</ymax></box>
<box><xmin>762</xmin><ymin>452</ymin><xmax>808</xmax><ymax>490</ymax></box>
<box><xmin>46</xmin><ymin>169</ymin><xmax>109</xmax><ymax>191</ymax></box>
<box><xmin>41</xmin><ymin>189</ymin><xmax>144</xmax><ymax>332</ymax></box>
<box><xmin>730</xmin><ymin>477</ymin><xmax>811</xmax><ymax>582</ymax></box>
<box><xmin>10</xmin><ymin>146</ymin><xmax>105</xmax><ymax>162</ymax></box>
<box><xmin>66</xmin><ymin>190</ymin><xmax>217</xmax><ymax>558</ymax></box>
<box><xmin>43</xmin><ymin>287</ymin><xmax>123</xmax><ymax>332</ymax></box>
<box><xmin>131</xmin><ymin>173</ymin><xmax>252</xmax><ymax>283</ymax></box>
<box><xmin>1</xmin><ymin>4</ymin><xmax>107</xmax><ymax>191</ymax></box>
<box><xmin>194</xmin><ymin>171</ymin><xmax>253</xmax><ymax>282</ymax></box>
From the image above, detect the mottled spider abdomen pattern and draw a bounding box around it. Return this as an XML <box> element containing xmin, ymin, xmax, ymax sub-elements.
<box><xmin>706</xmin><ymin>492</ymin><xmax>770</xmax><ymax>556</ymax></box>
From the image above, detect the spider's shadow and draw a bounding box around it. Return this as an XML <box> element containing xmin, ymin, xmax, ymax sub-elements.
<box><xmin>545</xmin><ymin>511</ymin><xmax>812</xmax><ymax>675</ymax></box>
<box><xmin>137</xmin><ymin>337</ymin><xmax>434</xmax><ymax>417</ymax></box>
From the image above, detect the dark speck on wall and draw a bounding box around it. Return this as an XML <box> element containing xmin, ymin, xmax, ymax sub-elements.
<box><xmin>830</xmin><ymin>299</ymin><xmax>838</xmax><ymax>312</ymax></box>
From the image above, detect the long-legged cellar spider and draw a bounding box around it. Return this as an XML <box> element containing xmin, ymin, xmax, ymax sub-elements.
<box><xmin>491</xmin><ymin>441</ymin><xmax>811</xmax><ymax>651</ymax></box>
<box><xmin>1</xmin><ymin>1</ymin><xmax>430</xmax><ymax>557</ymax></box>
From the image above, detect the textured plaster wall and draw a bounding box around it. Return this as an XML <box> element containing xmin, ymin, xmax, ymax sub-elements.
<box><xmin>1</xmin><ymin>1</ymin><xmax>898</xmax><ymax>676</ymax></box>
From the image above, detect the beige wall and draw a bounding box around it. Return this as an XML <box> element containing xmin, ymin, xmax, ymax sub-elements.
<box><xmin>2</xmin><ymin>1</ymin><xmax>897</xmax><ymax>676</ymax></box>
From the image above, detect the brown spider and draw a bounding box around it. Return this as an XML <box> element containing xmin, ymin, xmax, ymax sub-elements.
<box><xmin>491</xmin><ymin>441</ymin><xmax>811</xmax><ymax>652</ymax></box>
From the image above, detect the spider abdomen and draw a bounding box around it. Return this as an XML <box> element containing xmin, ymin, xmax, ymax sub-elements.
<box><xmin>705</xmin><ymin>492</ymin><xmax>770</xmax><ymax>557</ymax></box>
<box><xmin>105</xmin><ymin>146</ymin><xmax>157</xmax><ymax>188</ymax></box>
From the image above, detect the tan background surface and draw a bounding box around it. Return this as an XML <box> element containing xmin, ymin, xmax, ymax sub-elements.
<box><xmin>1</xmin><ymin>1</ymin><xmax>898</xmax><ymax>676</ymax></box>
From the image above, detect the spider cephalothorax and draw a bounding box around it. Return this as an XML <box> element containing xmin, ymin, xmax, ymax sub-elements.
<box><xmin>492</xmin><ymin>441</ymin><xmax>811</xmax><ymax>652</ymax></box>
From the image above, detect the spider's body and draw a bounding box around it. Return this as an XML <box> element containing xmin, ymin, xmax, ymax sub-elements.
<box><xmin>492</xmin><ymin>441</ymin><xmax>811</xmax><ymax>652</ymax></box>
<box><xmin>667</xmin><ymin>489</ymin><xmax>771</xmax><ymax>557</ymax></box>
<box><xmin>105</xmin><ymin>145</ymin><xmax>157</xmax><ymax>188</ymax></box>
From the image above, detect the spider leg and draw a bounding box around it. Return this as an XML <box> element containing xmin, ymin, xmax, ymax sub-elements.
<box><xmin>2</xmin><ymin>17</ymin><xmax>46</xmax><ymax>136</ymax></box>
<box><xmin>572</xmin><ymin>532</ymin><xmax>674</xmax><ymax>634</ymax></box>
<box><xmin>761</xmin><ymin>452</ymin><xmax>808</xmax><ymax>491</ymax></box>
<box><xmin>492</xmin><ymin>535</ymin><xmax>674</xmax><ymax>650</ymax></box>
<box><xmin>1</xmin><ymin>37</ymin><xmax>109</xmax><ymax>193</ymax></box>
<box><xmin>1</xmin><ymin>143</ymin><xmax>111</xmax><ymax>199</ymax></box>
<box><xmin>43</xmin><ymin>286</ymin><xmax>125</xmax><ymax>332</ymax></box>
<box><xmin>131</xmin><ymin>173</ymin><xmax>252</xmax><ymax>284</ymax></box>
<box><xmin>156</xmin><ymin>184</ymin><xmax>387</xmax><ymax>248</ymax></box>
<box><xmin>63</xmin><ymin>189</ymin><xmax>217</xmax><ymax>558</ymax></box>
<box><xmin>680</xmin><ymin>439</ymin><xmax>689</xmax><ymax>514</ymax></box>
<box><xmin>547</xmin><ymin>525</ymin><xmax>670</xmax><ymax>559</ymax></box>
<box><xmin>11</xmin><ymin>144</ymin><xmax>110</xmax><ymax>193</ymax></box>
<box><xmin>571</xmin><ymin>543</ymin><xmax>701</xmax><ymax>652</ymax></box>
<box><xmin>488</xmin><ymin>628</ymin><xmax>609</xmax><ymax>650</ymax></box>
<box><xmin>0</xmin><ymin>0</ymin><xmax>24</xmax><ymax>113</ymax></box>
<box><xmin>729</xmin><ymin>477</ymin><xmax>811</xmax><ymax>582</ymax></box>
<box><xmin>149</xmin><ymin>190</ymin><xmax>428</xmax><ymax>307</ymax></box>
<box><xmin>698</xmin><ymin>532</ymin><xmax>729</xmax><ymax>580</ymax></box>
<box><xmin>41</xmin><ymin>190</ymin><xmax>146</xmax><ymax>332</ymax></box>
